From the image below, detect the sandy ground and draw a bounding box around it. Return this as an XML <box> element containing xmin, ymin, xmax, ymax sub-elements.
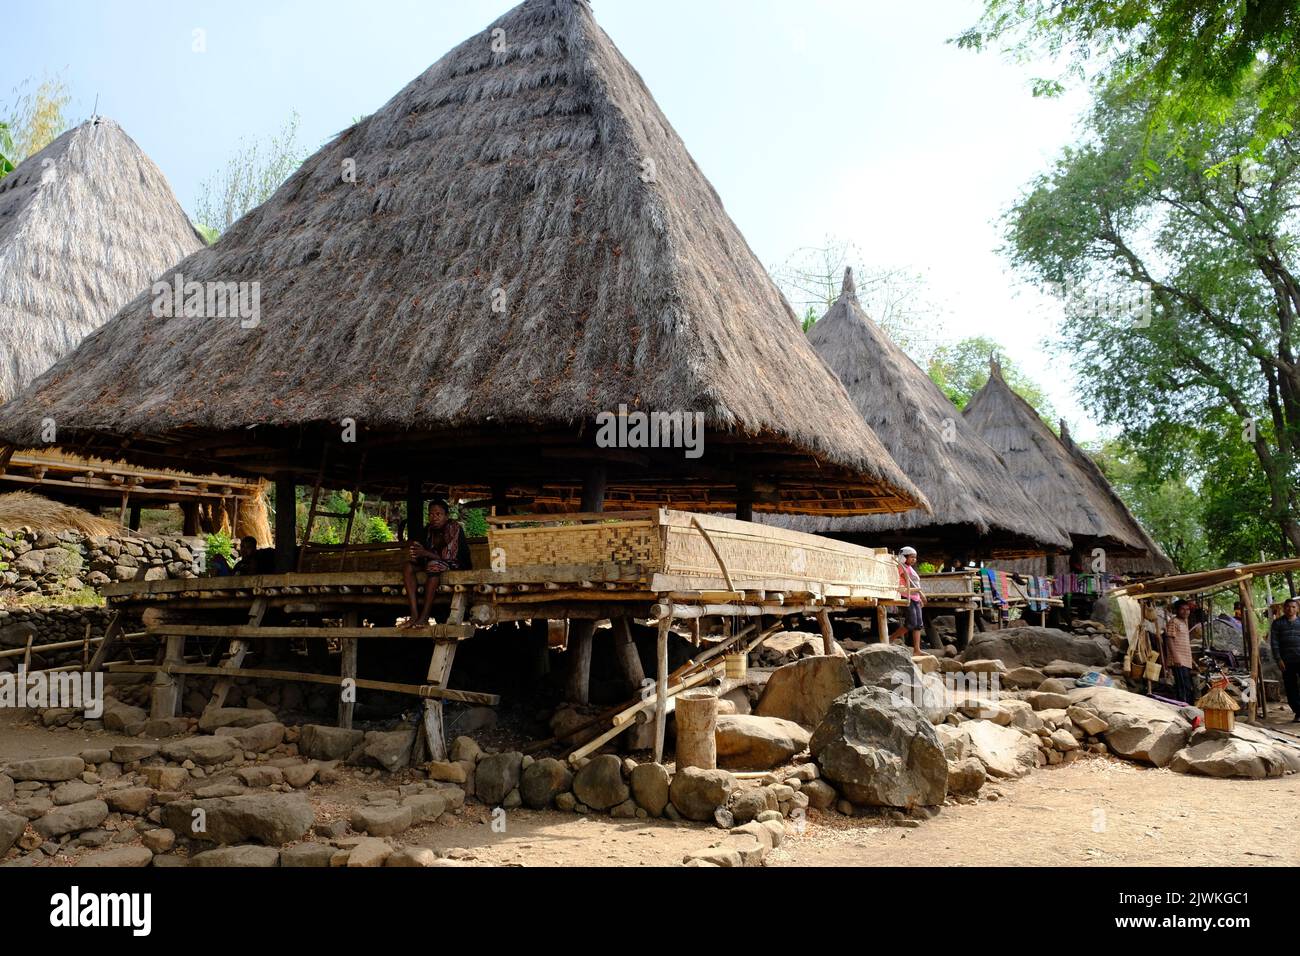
<box><xmin>4</xmin><ymin>711</ymin><xmax>1300</xmax><ymax>867</ymax></box>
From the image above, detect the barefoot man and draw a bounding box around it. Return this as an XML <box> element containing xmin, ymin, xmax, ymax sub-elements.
<box><xmin>402</xmin><ymin>500</ymin><xmax>465</xmax><ymax>627</ymax></box>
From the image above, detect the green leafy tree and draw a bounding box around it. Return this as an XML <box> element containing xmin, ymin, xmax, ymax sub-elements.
<box><xmin>2</xmin><ymin>74</ymin><xmax>72</xmax><ymax>164</ymax></box>
<box><xmin>0</xmin><ymin>122</ymin><xmax>15</xmax><ymax>179</ymax></box>
<box><xmin>957</xmin><ymin>1</ymin><xmax>1300</xmax><ymax>164</ymax></box>
<box><xmin>926</xmin><ymin>336</ymin><xmax>1057</xmax><ymax>420</ymax></box>
<box><xmin>1004</xmin><ymin>82</ymin><xmax>1300</xmax><ymax>551</ymax></box>
<box><xmin>194</xmin><ymin>112</ymin><xmax>305</xmax><ymax>236</ymax></box>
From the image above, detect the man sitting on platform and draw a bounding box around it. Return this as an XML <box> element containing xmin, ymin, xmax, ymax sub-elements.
<box><xmin>402</xmin><ymin>500</ymin><xmax>467</xmax><ymax>627</ymax></box>
<box><xmin>234</xmin><ymin>535</ymin><xmax>276</xmax><ymax>575</ymax></box>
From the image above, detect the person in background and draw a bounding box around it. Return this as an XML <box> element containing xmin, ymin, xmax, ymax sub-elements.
<box><xmin>1269</xmin><ymin>596</ymin><xmax>1300</xmax><ymax>722</ymax></box>
<box><xmin>891</xmin><ymin>546</ymin><xmax>925</xmax><ymax>655</ymax></box>
<box><xmin>1164</xmin><ymin>599</ymin><xmax>1198</xmax><ymax>704</ymax></box>
<box><xmin>234</xmin><ymin>536</ymin><xmax>276</xmax><ymax>575</ymax></box>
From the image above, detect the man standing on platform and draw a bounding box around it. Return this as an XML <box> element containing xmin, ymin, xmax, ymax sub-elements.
<box><xmin>1269</xmin><ymin>597</ymin><xmax>1300</xmax><ymax>721</ymax></box>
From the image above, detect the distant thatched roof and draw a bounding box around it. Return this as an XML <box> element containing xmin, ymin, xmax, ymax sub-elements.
<box><xmin>963</xmin><ymin>358</ymin><xmax>1174</xmax><ymax>571</ymax></box>
<box><xmin>0</xmin><ymin>117</ymin><xmax>203</xmax><ymax>403</ymax></box>
<box><xmin>0</xmin><ymin>0</ymin><xmax>923</xmax><ymax>516</ymax></box>
<box><xmin>769</xmin><ymin>271</ymin><xmax>1070</xmax><ymax>555</ymax></box>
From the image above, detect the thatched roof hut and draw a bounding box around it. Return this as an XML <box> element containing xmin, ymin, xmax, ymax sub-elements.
<box><xmin>963</xmin><ymin>358</ymin><xmax>1174</xmax><ymax>571</ymax></box>
<box><xmin>0</xmin><ymin>0</ymin><xmax>924</xmax><ymax>516</ymax></box>
<box><xmin>770</xmin><ymin>270</ymin><xmax>1070</xmax><ymax>557</ymax></box>
<box><xmin>0</xmin><ymin>117</ymin><xmax>203</xmax><ymax>403</ymax></box>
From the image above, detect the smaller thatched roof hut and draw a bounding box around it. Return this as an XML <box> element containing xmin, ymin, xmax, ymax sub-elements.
<box><xmin>963</xmin><ymin>358</ymin><xmax>1174</xmax><ymax>572</ymax></box>
<box><xmin>0</xmin><ymin>116</ymin><xmax>204</xmax><ymax>403</ymax></box>
<box><xmin>770</xmin><ymin>270</ymin><xmax>1070</xmax><ymax>558</ymax></box>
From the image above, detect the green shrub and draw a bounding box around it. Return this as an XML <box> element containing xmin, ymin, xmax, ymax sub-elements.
<box><xmin>206</xmin><ymin>531</ymin><xmax>234</xmax><ymax>561</ymax></box>
<box><xmin>457</xmin><ymin>507</ymin><xmax>488</xmax><ymax>538</ymax></box>
<box><xmin>365</xmin><ymin>516</ymin><xmax>395</xmax><ymax>543</ymax></box>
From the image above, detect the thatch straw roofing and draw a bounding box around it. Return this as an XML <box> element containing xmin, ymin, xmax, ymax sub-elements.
<box><xmin>770</xmin><ymin>270</ymin><xmax>1070</xmax><ymax>556</ymax></box>
<box><xmin>963</xmin><ymin>358</ymin><xmax>1174</xmax><ymax>570</ymax></box>
<box><xmin>0</xmin><ymin>0</ymin><xmax>924</xmax><ymax>516</ymax></box>
<box><xmin>0</xmin><ymin>117</ymin><xmax>203</xmax><ymax>404</ymax></box>
<box><xmin>0</xmin><ymin>491</ymin><xmax>122</xmax><ymax>536</ymax></box>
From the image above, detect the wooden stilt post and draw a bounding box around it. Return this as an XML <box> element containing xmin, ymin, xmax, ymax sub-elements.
<box><xmin>150</xmin><ymin>634</ymin><xmax>186</xmax><ymax>718</ymax></box>
<box><xmin>564</xmin><ymin>463</ymin><xmax>606</xmax><ymax>704</ymax></box>
<box><xmin>1238</xmin><ymin>579</ymin><xmax>1265</xmax><ymax>720</ymax></box>
<box><xmin>338</xmin><ymin>611</ymin><xmax>359</xmax><ymax>730</ymax></box>
<box><xmin>128</xmin><ymin>504</ymin><xmax>142</xmax><ymax>532</ymax></box>
<box><xmin>817</xmin><ymin>609</ymin><xmax>835</xmax><ymax>655</ymax></box>
<box><xmin>274</xmin><ymin>473</ymin><xmax>297</xmax><ymax>573</ymax></box>
<box><xmin>208</xmin><ymin>598</ymin><xmax>267</xmax><ymax>711</ymax></box>
<box><xmin>963</xmin><ymin>608</ymin><xmax>976</xmax><ymax>650</ymax></box>
<box><xmin>735</xmin><ymin>478</ymin><xmax>753</xmax><ymax>522</ymax></box>
<box><xmin>181</xmin><ymin>501</ymin><xmax>200</xmax><ymax>537</ymax></box>
<box><xmin>875</xmin><ymin>604</ymin><xmax>889</xmax><ymax>644</ymax></box>
<box><xmin>417</xmin><ymin>591</ymin><xmax>465</xmax><ymax>763</ymax></box>
<box><xmin>612</xmin><ymin>616</ymin><xmax>645</xmax><ymax>695</ymax></box>
<box><xmin>653</xmin><ymin>613</ymin><xmax>671</xmax><ymax>764</ymax></box>
<box><xmin>406</xmin><ymin>475</ymin><xmax>424</xmax><ymax>544</ymax></box>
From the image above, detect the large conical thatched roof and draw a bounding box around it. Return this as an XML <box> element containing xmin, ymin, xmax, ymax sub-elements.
<box><xmin>0</xmin><ymin>0</ymin><xmax>923</xmax><ymax>516</ymax></box>
<box><xmin>963</xmin><ymin>358</ymin><xmax>1174</xmax><ymax>570</ymax></box>
<box><xmin>0</xmin><ymin>117</ymin><xmax>203</xmax><ymax>403</ymax></box>
<box><xmin>771</xmin><ymin>271</ymin><xmax>1071</xmax><ymax>556</ymax></box>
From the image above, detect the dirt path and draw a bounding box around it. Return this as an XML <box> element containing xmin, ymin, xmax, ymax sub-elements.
<box><xmin>770</xmin><ymin>755</ymin><xmax>1300</xmax><ymax>867</ymax></box>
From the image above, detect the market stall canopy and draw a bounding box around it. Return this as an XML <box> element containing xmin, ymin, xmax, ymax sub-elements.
<box><xmin>1109</xmin><ymin>558</ymin><xmax>1300</xmax><ymax>599</ymax></box>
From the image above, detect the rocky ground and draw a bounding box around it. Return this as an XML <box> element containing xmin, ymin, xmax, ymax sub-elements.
<box><xmin>5</xmin><ymin>620</ymin><xmax>1299</xmax><ymax>868</ymax></box>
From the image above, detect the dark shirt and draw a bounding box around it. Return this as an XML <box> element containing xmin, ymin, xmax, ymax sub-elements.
<box><xmin>1270</xmin><ymin>615</ymin><xmax>1300</xmax><ymax>664</ymax></box>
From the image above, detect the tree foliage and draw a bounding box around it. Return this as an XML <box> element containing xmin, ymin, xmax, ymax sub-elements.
<box><xmin>957</xmin><ymin>1</ymin><xmax>1300</xmax><ymax>164</ymax></box>
<box><xmin>926</xmin><ymin>336</ymin><xmax>1057</xmax><ymax>420</ymax></box>
<box><xmin>2</xmin><ymin>74</ymin><xmax>72</xmax><ymax>167</ymax></box>
<box><xmin>194</xmin><ymin>112</ymin><xmax>305</xmax><ymax>236</ymax></box>
<box><xmin>1005</xmin><ymin>81</ymin><xmax>1300</xmax><ymax>552</ymax></box>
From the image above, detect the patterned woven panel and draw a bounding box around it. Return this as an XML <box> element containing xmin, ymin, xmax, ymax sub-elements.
<box><xmin>488</xmin><ymin>521</ymin><xmax>660</xmax><ymax>569</ymax></box>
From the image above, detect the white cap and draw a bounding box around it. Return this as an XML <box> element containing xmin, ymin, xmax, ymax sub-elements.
<box><xmin>899</xmin><ymin>546</ymin><xmax>917</xmax><ymax>557</ymax></box>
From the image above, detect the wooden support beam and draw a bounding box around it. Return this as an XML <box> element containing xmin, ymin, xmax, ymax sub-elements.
<box><xmin>274</xmin><ymin>474</ymin><xmax>297</xmax><ymax>573</ymax></box>
<box><xmin>208</xmin><ymin>598</ymin><xmax>266</xmax><ymax>710</ymax></box>
<box><xmin>817</xmin><ymin>609</ymin><xmax>835</xmax><ymax>655</ymax></box>
<box><xmin>338</xmin><ymin>611</ymin><xmax>358</xmax><ymax>730</ymax></box>
<box><xmin>149</xmin><ymin>634</ymin><xmax>186</xmax><ymax>719</ymax></box>
<box><xmin>653</xmin><ymin>614</ymin><xmax>671</xmax><ymax>763</ymax></box>
<box><xmin>563</xmin><ymin>463</ymin><xmax>606</xmax><ymax>704</ymax></box>
<box><xmin>418</xmin><ymin>591</ymin><xmax>466</xmax><ymax>763</ymax></box>
<box><xmin>876</xmin><ymin>603</ymin><xmax>889</xmax><ymax>644</ymax></box>
<box><xmin>612</xmin><ymin>616</ymin><xmax>646</xmax><ymax>695</ymax></box>
<box><xmin>406</xmin><ymin>474</ymin><xmax>424</xmax><ymax>543</ymax></box>
<box><xmin>144</xmin><ymin>624</ymin><xmax>473</xmax><ymax>641</ymax></box>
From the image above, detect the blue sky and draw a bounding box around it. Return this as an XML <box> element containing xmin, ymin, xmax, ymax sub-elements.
<box><xmin>2</xmin><ymin>0</ymin><xmax>1097</xmax><ymax>435</ymax></box>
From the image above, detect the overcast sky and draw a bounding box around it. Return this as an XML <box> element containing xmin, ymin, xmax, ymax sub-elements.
<box><xmin>2</xmin><ymin>0</ymin><xmax>1099</xmax><ymax>436</ymax></box>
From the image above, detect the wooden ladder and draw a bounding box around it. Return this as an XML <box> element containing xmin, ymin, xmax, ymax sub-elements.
<box><xmin>298</xmin><ymin>451</ymin><xmax>367</xmax><ymax>571</ymax></box>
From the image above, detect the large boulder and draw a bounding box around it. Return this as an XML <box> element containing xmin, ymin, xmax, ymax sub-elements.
<box><xmin>1170</xmin><ymin>726</ymin><xmax>1300</xmax><ymax>778</ymax></box>
<box><xmin>572</xmin><ymin>754</ymin><xmax>629</xmax><ymax>810</ymax></box>
<box><xmin>962</xmin><ymin>627</ymin><xmax>1110</xmax><ymax>669</ymax></box>
<box><xmin>198</xmin><ymin>707</ymin><xmax>277</xmax><ymax>731</ymax></box>
<box><xmin>669</xmin><ymin>767</ymin><xmax>736</xmax><ymax>821</ymax></box>
<box><xmin>1069</xmin><ymin>687</ymin><xmax>1190</xmax><ymax>767</ymax></box>
<box><xmin>714</xmin><ymin>715</ymin><xmax>811</xmax><ymax>771</ymax></box>
<box><xmin>161</xmin><ymin>736</ymin><xmax>240</xmax><ymax>766</ymax></box>
<box><xmin>752</xmin><ymin>632</ymin><xmax>827</xmax><ymax>667</ymax></box>
<box><xmin>360</xmin><ymin>729</ymin><xmax>416</xmax><ymax>772</ymax></box>
<box><xmin>754</xmin><ymin>656</ymin><xmax>854</xmax><ymax>729</ymax></box>
<box><xmin>809</xmin><ymin>685</ymin><xmax>947</xmax><ymax>808</ymax></box>
<box><xmin>160</xmin><ymin>793</ymin><xmax>315</xmax><ymax>845</ymax></box>
<box><xmin>0</xmin><ymin>809</ymin><xmax>27</xmax><ymax>855</ymax></box>
<box><xmin>956</xmin><ymin>719</ymin><xmax>1039</xmax><ymax>779</ymax></box>
<box><xmin>298</xmin><ymin>725</ymin><xmax>364</xmax><ymax>762</ymax></box>
<box><xmin>946</xmin><ymin>757</ymin><xmax>987</xmax><ymax>796</ymax></box>
<box><xmin>520</xmin><ymin>757</ymin><xmax>573</xmax><ymax>810</ymax></box>
<box><xmin>3</xmin><ymin>756</ymin><xmax>85</xmax><ymax>782</ymax></box>
<box><xmin>33</xmin><ymin>800</ymin><xmax>109</xmax><ymax>839</ymax></box>
<box><xmin>630</xmin><ymin>762</ymin><xmax>670</xmax><ymax>816</ymax></box>
<box><xmin>475</xmin><ymin>752</ymin><xmax>523</xmax><ymax>806</ymax></box>
<box><xmin>849</xmin><ymin>644</ymin><xmax>950</xmax><ymax>724</ymax></box>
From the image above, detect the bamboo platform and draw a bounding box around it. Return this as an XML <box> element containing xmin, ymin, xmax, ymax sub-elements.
<box><xmin>96</xmin><ymin>509</ymin><xmax>902</xmax><ymax>765</ymax></box>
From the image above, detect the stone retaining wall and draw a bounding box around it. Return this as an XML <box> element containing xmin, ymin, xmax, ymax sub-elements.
<box><xmin>0</xmin><ymin>528</ymin><xmax>203</xmax><ymax>597</ymax></box>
